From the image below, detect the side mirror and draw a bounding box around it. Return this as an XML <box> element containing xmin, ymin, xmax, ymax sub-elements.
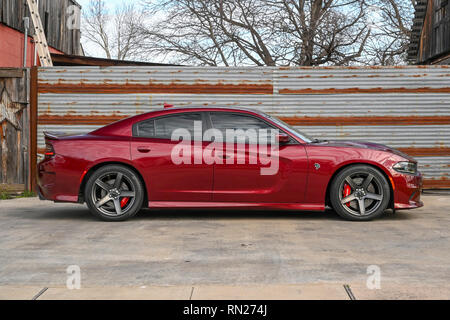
<box><xmin>277</xmin><ymin>133</ymin><xmax>290</xmax><ymax>144</ymax></box>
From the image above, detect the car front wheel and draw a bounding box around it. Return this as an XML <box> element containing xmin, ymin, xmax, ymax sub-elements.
<box><xmin>85</xmin><ymin>165</ymin><xmax>144</xmax><ymax>221</ymax></box>
<box><xmin>330</xmin><ymin>165</ymin><xmax>391</xmax><ymax>221</ymax></box>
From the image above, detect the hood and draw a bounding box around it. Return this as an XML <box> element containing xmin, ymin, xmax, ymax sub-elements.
<box><xmin>312</xmin><ymin>140</ymin><xmax>416</xmax><ymax>162</ymax></box>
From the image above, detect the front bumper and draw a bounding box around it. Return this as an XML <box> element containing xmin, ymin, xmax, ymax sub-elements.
<box><xmin>393</xmin><ymin>171</ymin><xmax>423</xmax><ymax>210</ymax></box>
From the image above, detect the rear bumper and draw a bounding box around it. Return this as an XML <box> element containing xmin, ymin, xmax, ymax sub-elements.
<box><xmin>37</xmin><ymin>167</ymin><xmax>56</xmax><ymax>201</ymax></box>
<box><xmin>37</xmin><ymin>157</ymin><xmax>79</xmax><ymax>203</ymax></box>
<box><xmin>37</xmin><ymin>187</ymin><xmax>46</xmax><ymax>200</ymax></box>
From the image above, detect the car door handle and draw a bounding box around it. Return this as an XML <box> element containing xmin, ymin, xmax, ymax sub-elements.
<box><xmin>137</xmin><ymin>146</ymin><xmax>151</xmax><ymax>153</ymax></box>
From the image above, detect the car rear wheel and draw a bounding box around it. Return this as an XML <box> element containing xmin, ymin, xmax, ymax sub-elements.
<box><xmin>330</xmin><ymin>165</ymin><xmax>391</xmax><ymax>221</ymax></box>
<box><xmin>85</xmin><ymin>165</ymin><xmax>144</xmax><ymax>221</ymax></box>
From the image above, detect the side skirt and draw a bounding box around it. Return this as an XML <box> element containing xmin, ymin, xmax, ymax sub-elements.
<box><xmin>147</xmin><ymin>201</ymin><xmax>325</xmax><ymax>211</ymax></box>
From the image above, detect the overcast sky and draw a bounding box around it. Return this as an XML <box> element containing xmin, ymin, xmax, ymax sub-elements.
<box><xmin>77</xmin><ymin>0</ymin><xmax>134</xmax><ymax>10</ymax></box>
<box><xmin>76</xmin><ymin>0</ymin><xmax>138</xmax><ymax>58</ymax></box>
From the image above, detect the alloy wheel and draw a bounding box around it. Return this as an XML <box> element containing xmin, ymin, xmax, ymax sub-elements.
<box><xmin>338</xmin><ymin>172</ymin><xmax>384</xmax><ymax>216</ymax></box>
<box><xmin>91</xmin><ymin>172</ymin><xmax>136</xmax><ymax>216</ymax></box>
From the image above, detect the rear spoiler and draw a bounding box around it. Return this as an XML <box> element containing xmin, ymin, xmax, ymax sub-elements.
<box><xmin>43</xmin><ymin>131</ymin><xmax>78</xmax><ymax>140</ymax></box>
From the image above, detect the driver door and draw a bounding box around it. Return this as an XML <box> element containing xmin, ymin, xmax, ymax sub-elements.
<box><xmin>209</xmin><ymin>112</ymin><xmax>308</xmax><ymax>203</ymax></box>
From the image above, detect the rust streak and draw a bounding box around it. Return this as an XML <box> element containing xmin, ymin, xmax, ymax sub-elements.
<box><xmin>39</xmin><ymin>114</ymin><xmax>127</xmax><ymax>125</ymax></box>
<box><xmin>423</xmin><ymin>179</ymin><xmax>450</xmax><ymax>189</ymax></box>
<box><xmin>280</xmin><ymin>116</ymin><xmax>450</xmax><ymax>126</ymax></box>
<box><xmin>397</xmin><ymin>148</ymin><xmax>450</xmax><ymax>157</ymax></box>
<box><xmin>37</xmin><ymin>82</ymin><xmax>274</xmax><ymax>95</ymax></box>
<box><xmin>38</xmin><ymin>115</ymin><xmax>450</xmax><ymax>127</ymax></box>
<box><xmin>277</xmin><ymin>65</ymin><xmax>449</xmax><ymax>70</ymax></box>
<box><xmin>279</xmin><ymin>87</ymin><xmax>450</xmax><ymax>94</ymax></box>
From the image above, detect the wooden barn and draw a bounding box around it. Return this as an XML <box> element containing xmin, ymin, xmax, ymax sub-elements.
<box><xmin>409</xmin><ymin>0</ymin><xmax>450</xmax><ymax>64</ymax></box>
<box><xmin>0</xmin><ymin>0</ymin><xmax>82</xmax><ymax>68</ymax></box>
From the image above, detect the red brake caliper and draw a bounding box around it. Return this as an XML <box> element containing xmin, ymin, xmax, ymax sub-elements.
<box><xmin>343</xmin><ymin>183</ymin><xmax>352</xmax><ymax>207</ymax></box>
<box><xmin>120</xmin><ymin>197</ymin><xmax>130</xmax><ymax>208</ymax></box>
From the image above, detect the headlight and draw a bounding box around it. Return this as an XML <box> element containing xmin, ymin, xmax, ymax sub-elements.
<box><xmin>393</xmin><ymin>161</ymin><xmax>417</xmax><ymax>175</ymax></box>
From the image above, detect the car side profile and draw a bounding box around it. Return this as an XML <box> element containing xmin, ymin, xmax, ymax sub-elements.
<box><xmin>38</xmin><ymin>107</ymin><xmax>423</xmax><ymax>221</ymax></box>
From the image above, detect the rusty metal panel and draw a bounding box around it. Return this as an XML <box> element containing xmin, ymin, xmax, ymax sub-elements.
<box><xmin>416</xmin><ymin>156</ymin><xmax>450</xmax><ymax>188</ymax></box>
<box><xmin>416</xmin><ymin>157</ymin><xmax>450</xmax><ymax>178</ymax></box>
<box><xmin>300</xmin><ymin>125</ymin><xmax>450</xmax><ymax>150</ymax></box>
<box><xmin>37</xmin><ymin>125</ymin><xmax>98</xmax><ymax>149</ymax></box>
<box><xmin>38</xmin><ymin>92</ymin><xmax>450</xmax><ymax>117</ymax></box>
<box><xmin>274</xmin><ymin>65</ymin><xmax>450</xmax><ymax>94</ymax></box>
<box><xmin>36</xmin><ymin>65</ymin><xmax>450</xmax><ymax>188</ymax></box>
<box><xmin>37</xmin><ymin>67</ymin><xmax>273</xmax><ymax>94</ymax></box>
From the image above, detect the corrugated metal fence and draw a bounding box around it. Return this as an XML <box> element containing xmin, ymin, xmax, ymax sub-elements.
<box><xmin>35</xmin><ymin>65</ymin><xmax>450</xmax><ymax>188</ymax></box>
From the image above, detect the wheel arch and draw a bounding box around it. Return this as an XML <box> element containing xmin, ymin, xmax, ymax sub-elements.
<box><xmin>78</xmin><ymin>161</ymin><xmax>148</xmax><ymax>206</ymax></box>
<box><xmin>324</xmin><ymin>161</ymin><xmax>395</xmax><ymax>210</ymax></box>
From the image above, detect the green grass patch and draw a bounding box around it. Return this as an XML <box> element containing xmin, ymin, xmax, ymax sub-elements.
<box><xmin>0</xmin><ymin>192</ymin><xmax>12</xmax><ymax>200</ymax></box>
<box><xmin>19</xmin><ymin>190</ymin><xmax>36</xmax><ymax>198</ymax></box>
<box><xmin>0</xmin><ymin>190</ymin><xmax>36</xmax><ymax>200</ymax></box>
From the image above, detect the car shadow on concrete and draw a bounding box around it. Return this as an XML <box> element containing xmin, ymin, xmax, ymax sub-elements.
<box><xmin>135</xmin><ymin>208</ymin><xmax>416</xmax><ymax>222</ymax></box>
<box><xmin>137</xmin><ymin>208</ymin><xmax>343</xmax><ymax>221</ymax></box>
<box><xmin>13</xmin><ymin>204</ymin><xmax>417</xmax><ymax>222</ymax></box>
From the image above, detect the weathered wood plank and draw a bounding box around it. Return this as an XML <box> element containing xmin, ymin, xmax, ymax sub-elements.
<box><xmin>0</xmin><ymin>72</ymin><xmax>28</xmax><ymax>186</ymax></box>
<box><xmin>0</xmin><ymin>183</ymin><xmax>25</xmax><ymax>193</ymax></box>
<box><xmin>0</xmin><ymin>68</ymin><xmax>24</xmax><ymax>78</ymax></box>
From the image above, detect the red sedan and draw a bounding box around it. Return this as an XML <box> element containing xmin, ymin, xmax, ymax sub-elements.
<box><xmin>38</xmin><ymin>107</ymin><xmax>423</xmax><ymax>221</ymax></box>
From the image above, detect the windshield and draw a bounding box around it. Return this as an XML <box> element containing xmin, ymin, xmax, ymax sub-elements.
<box><xmin>262</xmin><ymin>112</ymin><xmax>314</xmax><ymax>143</ymax></box>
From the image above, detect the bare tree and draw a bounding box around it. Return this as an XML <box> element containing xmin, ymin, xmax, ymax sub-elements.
<box><xmin>272</xmin><ymin>0</ymin><xmax>371</xmax><ymax>66</ymax></box>
<box><xmin>139</xmin><ymin>0</ymin><xmax>258</xmax><ymax>66</ymax></box>
<box><xmin>82</xmin><ymin>0</ymin><xmax>146</xmax><ymax>60</ymax></box>
<box><xmin>140</xmin><ymin>0</ymin><xmax>373</xmax><ymax>66</ymax></box>
<box><xmin>360</xmin><ymin>0</ymin><xmax>415</xmax><ymax>65</ymax></box>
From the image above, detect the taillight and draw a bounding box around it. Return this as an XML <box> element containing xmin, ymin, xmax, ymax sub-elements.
<box><xmin>44</xmin><ymin>143</ymin><xmax>55</xmax><ymax>158</ymax></box>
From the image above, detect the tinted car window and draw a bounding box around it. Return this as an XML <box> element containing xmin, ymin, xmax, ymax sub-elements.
<box><xmin>135</xmin><ymin>119</ymin><xmax>155</xmax><ymax>137</ymax></box>
<box><xmin>135</xmin><ymin>113</ymin><xmax>202</xmax><ymax>139</ymax></box>
<box><xmin>210</xmin><ymin>113</ymin><xmax>273</xmax><ymax>132</ymax></box>
<box><xmin>209</xmin><ymin>112</ymin><xmax>277</xmax><ymax>143</ymax></box>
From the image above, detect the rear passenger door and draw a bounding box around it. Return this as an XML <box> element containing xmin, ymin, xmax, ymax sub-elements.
<box><xmin>131</xmin><ymin>112</ymin><xmax>213</xmax><ymax>202</ymax></box>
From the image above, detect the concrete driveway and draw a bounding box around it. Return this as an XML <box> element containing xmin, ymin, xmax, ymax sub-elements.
<box><xmin>0</xmin><ymin>194</ymin><xmax>449</xmax><ymax>300</ymax></box>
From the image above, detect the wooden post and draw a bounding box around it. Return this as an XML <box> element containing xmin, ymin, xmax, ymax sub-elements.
<box><xmin>29</xmin><ymin>66</ymin><xmax>38</xmax><ymax>192</ymax></box>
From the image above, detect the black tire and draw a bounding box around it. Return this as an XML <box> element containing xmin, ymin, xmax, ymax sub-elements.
<box><xmin>85</xmin><ymin>165</ymin><xmax>144</xmax><ymax>221</ymax></box>
<box><xmin>330</xmin><ymin>165</ymin><xmax>390</xmax><ymax>221</ymax></box>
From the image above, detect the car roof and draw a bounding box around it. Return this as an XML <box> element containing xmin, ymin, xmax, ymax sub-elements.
<box><xmin>158</xmin><ymin>106</ymin><xmax>265</xmax><ymax>114</ymax></box>
<box><xmin>118</xmin><ymin>106</ymin><xmax>269</xmax><ymax>124</ymax></box>
<box><xmin>91</xmin><ymin>106</ymin><xmax>270</xmax><ymax>137</ymax></box>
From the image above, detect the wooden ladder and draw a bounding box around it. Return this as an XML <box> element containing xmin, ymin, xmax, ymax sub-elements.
<box><xmin>25</xmin><ymin>0</ymin><xmax>53</xmax><ymax>66</ymax></box>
